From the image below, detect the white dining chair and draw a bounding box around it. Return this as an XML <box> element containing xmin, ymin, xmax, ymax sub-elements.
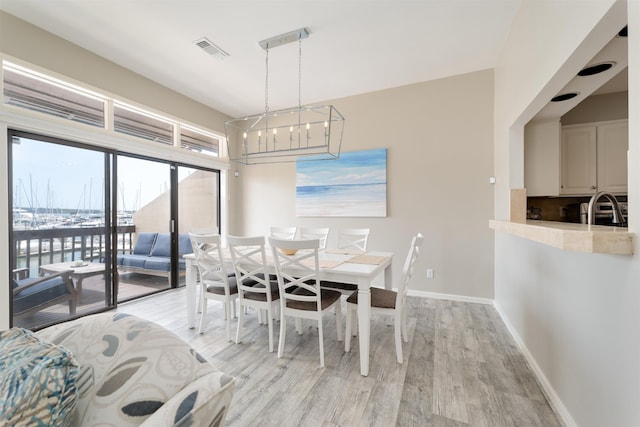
<box><xmin>189</xmin><ymin>233</ymin><xmax>237</xmax><ymax>341</ymax></box>
<box><xmin>269</xmin><ymin>237</ymin><xmax>343</xmax><ymax>367</ymax></box>
<box><xmin>337</xmin><ymin>228</ymin><xmax>370</xmax><ymax>251</ymax></box>
<box><xmin>270</xmin><ymin>226</ymin><xmax>297</xmax><ymax>240</ymax></box>
<box><xmin>227</xmin><ymin>234</ymin><xmax>280</xmax><ymax>353</ymax></box>
<box><xmin>345</xmin><ymin>232</ymin><xmax>423</xmax><ymax>363</ymax></box>
<box><xmin>321</xmin><ymin>227</ymin><xmax>371</xmax><ymax>294</ymax></box>
<box><xmin>298</xmin><ymin>227</ymin><xmax>330</xmax><ymax>249</ymax></box>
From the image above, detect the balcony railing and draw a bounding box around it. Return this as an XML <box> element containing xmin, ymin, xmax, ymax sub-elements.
<box><xmin>13</xmin><ymin>225</ymin><xmax>136</xmax><ymax>276</ymax></box>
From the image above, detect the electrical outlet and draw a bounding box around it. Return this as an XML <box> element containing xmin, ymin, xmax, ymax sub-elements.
<box><xmin>426</xmin><ymin>269</ymin><xmax>434</xmax><ymax>279</ymax></box>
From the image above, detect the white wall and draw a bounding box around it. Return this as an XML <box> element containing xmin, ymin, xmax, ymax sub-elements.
<box><xmin>494</xmin><ymin>1</ymin><xmax>640</xmax><ymax>426</ymax></box>
<box><xmin>238</xmin><ymin>70</ymin><xmax>496</xmax><ymax>300</ymax></box>
<box><xmin>561</xmin><ymin>91</ymin><xmax>628</xmax><ymax>125</ymax></box>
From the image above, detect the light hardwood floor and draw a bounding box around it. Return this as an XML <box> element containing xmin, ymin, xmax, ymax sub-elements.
<box><xmin>116</xmin><ymin>288</ymin><xmax>562</xmax><ymax>426</ymax></box>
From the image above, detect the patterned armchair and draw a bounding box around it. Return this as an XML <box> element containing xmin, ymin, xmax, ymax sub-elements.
<box><xmin>34</xmin><ymin>312</ymin><xmax>235</xmax><ymax>426</ymax></box>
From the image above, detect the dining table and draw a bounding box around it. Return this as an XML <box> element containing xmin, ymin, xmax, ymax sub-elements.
<box><xmin>183</xmin><ymin>247</ymin><xmax>393</xmax><ymax>377</ymax></box>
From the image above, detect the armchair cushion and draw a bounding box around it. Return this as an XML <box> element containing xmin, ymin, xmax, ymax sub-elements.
<box><xmin>177</xmin><ymin>233</ymin><xmax>192</xmax><ymax>256</ymax></box>
<box><xmin>148</xmin><ymin>234</ymin><xmax>192</xmax><ymax>258</ymax></box>
<box><xmin>0</xmin><ymin>327</ymin><xmax>79</xmax><ymax>426</ymax></box>
<box><xmin>132</xmin><ymin>232</ymin><xmax>157</xmax><ymax>255</ymax></box>
<box><xmin>149</xmin><ymin>233</ymin><xmax>171</xmax><ymax>257</ymax></box>
<box><xmin>117</xmin><ymin>254</ymin><xmax>149</xmax><ymax>269</ymax></box>
<box><xmin>37</xmin><ymin>312</ymin><xmax>234</xmax><ymax>426</ymax></box>
<box><xmin>144</xmin><ymin>257</ymin><xmax>172</xmax><ymax>272</ymax></box>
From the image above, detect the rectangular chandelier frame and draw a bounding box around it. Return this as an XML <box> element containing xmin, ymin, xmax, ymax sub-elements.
<box><xmin>225</xmin><ymin>104</ymin><xmax>344</xmax><ymax>165</ymax></box>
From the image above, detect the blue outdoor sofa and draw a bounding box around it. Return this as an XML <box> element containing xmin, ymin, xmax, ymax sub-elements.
<box><xmin>116</xmin><ymin>232</ymin><xmax>193</xmax><ymax>285</ymax></box>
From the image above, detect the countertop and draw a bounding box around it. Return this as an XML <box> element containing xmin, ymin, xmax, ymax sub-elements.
<box><xmin>489</xmin><ymin>219</ymin><xmax>633</xmax><ymax>255</ymax></box>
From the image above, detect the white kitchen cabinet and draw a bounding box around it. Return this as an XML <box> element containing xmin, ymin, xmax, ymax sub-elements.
<box><xmin>560</xmin><ymin>120</ymin><xmax>627</xmax><ymax>195</ymax></box>
<box><xmin>596</xmin><ymin>121</ymin><xmax>628</xmax><ymax>194</ymax></box>
<box><xmin>560</xmin><ymin>125</ymin><xmax>597</xmax><ymax>195</ymax></box>
<box><xmin>524</xmin><ymin>120</ymin><xmax>561</xmax><ymax>196</ymax></box>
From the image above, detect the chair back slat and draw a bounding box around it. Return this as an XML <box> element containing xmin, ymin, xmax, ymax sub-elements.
<box><xmin>270</xmin><ymin>226</ymin><xmax>297</xmax><ymax>240</ymax></box>
<box><xmin>396</xmin><ymin>233</ymin><xmax>423</xmax><ymax>307</ymax></box>
<box><xmin>298</xmin><ymin>227</ymin><xmax>330</xmax><ymax>249</ymax></box>
<box><xmin>337</xmin><ymin>228</ymin><xmax>370</xmax><ymax>251</ymax></box>
<box><xmin>189</xmin><ymin>233</ymin><xmax>229</xmax><ymax>286</ymax></box>
<box><xmin>227</xmin><ymin>235</ymin><xmax>270</xmax><ymax>293</ymax></box>
<box><xmin>269</xmin><ymin>238</ymin><xmax>321</xmax><ymax>306</ymax></box>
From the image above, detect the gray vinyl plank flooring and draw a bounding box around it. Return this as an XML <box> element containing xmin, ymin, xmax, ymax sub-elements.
<box><xmin>116</xmin><ymin>288</ymin><xmax>562</xmax><ymax>427</ymax></box>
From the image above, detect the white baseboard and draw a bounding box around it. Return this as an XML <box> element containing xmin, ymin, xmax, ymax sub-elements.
<box><xmin>407</xmin><ymin>289</ymin><xmax>494</xmax><ymax>305</ymax></box>
<box><xmin>494</xmin><ymin>302</ymin><xmax>576</xmax><ymax>427</ymax></box>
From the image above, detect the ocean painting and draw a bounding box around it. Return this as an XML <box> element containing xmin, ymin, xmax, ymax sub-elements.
<box><xmin>296</xmin><ymin>148</ymin><xmax>387</xmax><ymax>217</ymax></box>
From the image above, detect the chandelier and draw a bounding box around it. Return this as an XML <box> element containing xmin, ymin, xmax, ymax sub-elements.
<box><xmin>225</xmin><ymin>28</ymin><xmax>344</xmax><ymax>165</ymax></box>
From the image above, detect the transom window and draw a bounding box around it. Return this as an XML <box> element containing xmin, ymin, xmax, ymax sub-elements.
<box><xmin>3</xmin><ymin>63</ymin><xmax>106</xmax><ymax>128</ymax></box>
<box><xmin>114</xmin><ymin>102</ymin><xmax>174</xmax><ymax>145</ymax></box>
<box><xmin>2</xmin><ymin>60</ymin><xmax>221</xmax><ymax>157</ymax></box>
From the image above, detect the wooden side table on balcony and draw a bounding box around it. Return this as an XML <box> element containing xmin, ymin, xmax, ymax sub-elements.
<box><xmin>39</xmin><ymin>261</ymin><xmax>105</xmax><ymax>299</ymax></box>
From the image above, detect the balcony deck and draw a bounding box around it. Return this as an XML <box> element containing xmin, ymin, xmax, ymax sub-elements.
<box><xmin>14</xmin><ymin>272</ymin><xmax>184</xmax><ymax>330</ymax></box>
<box><xmin>11</xmin><ymin>224</ymin><xmax>192</xmax><ymax>330</ymax></box>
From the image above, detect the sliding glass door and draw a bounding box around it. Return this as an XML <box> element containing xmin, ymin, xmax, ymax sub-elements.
<box><xmin>177</xmin><ymin>166</ymin><xmax>220</xmax><ymax>235</ymax></box>
<box><xmin>115</xmin><ymin>155</ymin><xmax>172</xmax><ymax>302</ymax></box>
<box><xmin>9</xmin><ymin>131</ymin><xmax>221</xmax><ymax>329</ymax></box>
<box><xmin>10</xmin><ymin>132</ymin><xmax>112</xmax><ymax>329</ymax></box>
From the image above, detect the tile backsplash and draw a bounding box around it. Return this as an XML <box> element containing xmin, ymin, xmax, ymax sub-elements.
<box><xmin>527</xmin><ymin>195</ymin><xmax>628</xmax><ymax>222</ymax></box>
<box><xmin>527</xmin><ymin>196</ymin><xmax>590</xmax><ymax>222</ymax></box>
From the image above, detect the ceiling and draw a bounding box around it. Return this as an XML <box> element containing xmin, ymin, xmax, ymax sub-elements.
<box><xmin>532</xmin><ymin>29</ymin><xmax>628</xmax><ymax>122</ymax></box>
<box><xmin>0</xmin><ymin>0</ymin><xmax>523</xmax><ymax>118</ymax></box>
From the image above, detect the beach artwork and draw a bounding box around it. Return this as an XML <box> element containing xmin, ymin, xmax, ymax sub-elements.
<box><xmin>296</xmin><ymin>148</ymin><xmax>387</xmax><ymax>217</ymax></box>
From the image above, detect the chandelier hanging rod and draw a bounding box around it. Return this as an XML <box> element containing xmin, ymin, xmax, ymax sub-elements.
<box><xmin>258</xmin><ymin>28</ymin><xmax>309</xmax><ymax>50</ymax></box>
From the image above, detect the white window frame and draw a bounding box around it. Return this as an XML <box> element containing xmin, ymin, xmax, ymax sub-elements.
<box><xmin>1</xmin><ymin>55</ymin><xmax>229</xmax><ymax>168</ymax></box>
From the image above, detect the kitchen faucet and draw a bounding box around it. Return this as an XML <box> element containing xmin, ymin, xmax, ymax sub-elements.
<box><xmin>587</xmin><ymin>191</ymin><xmax>626</xmax><ymax>226</ymax></box>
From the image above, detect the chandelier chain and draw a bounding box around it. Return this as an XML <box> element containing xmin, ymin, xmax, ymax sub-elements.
<box><xmin>264</xmin><ymin>45</ymin><xmax>269</xmax><ymax>114</ymax></box>
<box><xmin>298</xmin><ymin>36</ymin><xmax>302</xmax><ymax>109</ymax></box>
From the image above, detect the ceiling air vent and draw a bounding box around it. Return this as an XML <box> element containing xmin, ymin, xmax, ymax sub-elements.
<box><xmin>194</xmin><ymin>37</ymin><xmax>229</xmax><ymax>59</ymax></box>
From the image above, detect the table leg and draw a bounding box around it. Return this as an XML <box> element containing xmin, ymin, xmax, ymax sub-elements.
<box><xmin>186</xmin><ymin>259</ymin><xmax>197</xmax><ymax>329</ymax></box>
<box><xmin>75</xmin><ymin>276</ymin><xmax>84</xmax><ymax>302</ymax></box>
<box><xmin>384</xmin><ymin>263</ymin><xmax>394</xmax><ymax>326</ymax></box>
<box><xmin>357</xmin><ymin>277</ymin><xmax>371</xmax><ymax>376</ymax></box>
<box><xmin>384</xmin><ymin>264</ymin><xmax>393</xmax><ymax>290</ymax></box>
